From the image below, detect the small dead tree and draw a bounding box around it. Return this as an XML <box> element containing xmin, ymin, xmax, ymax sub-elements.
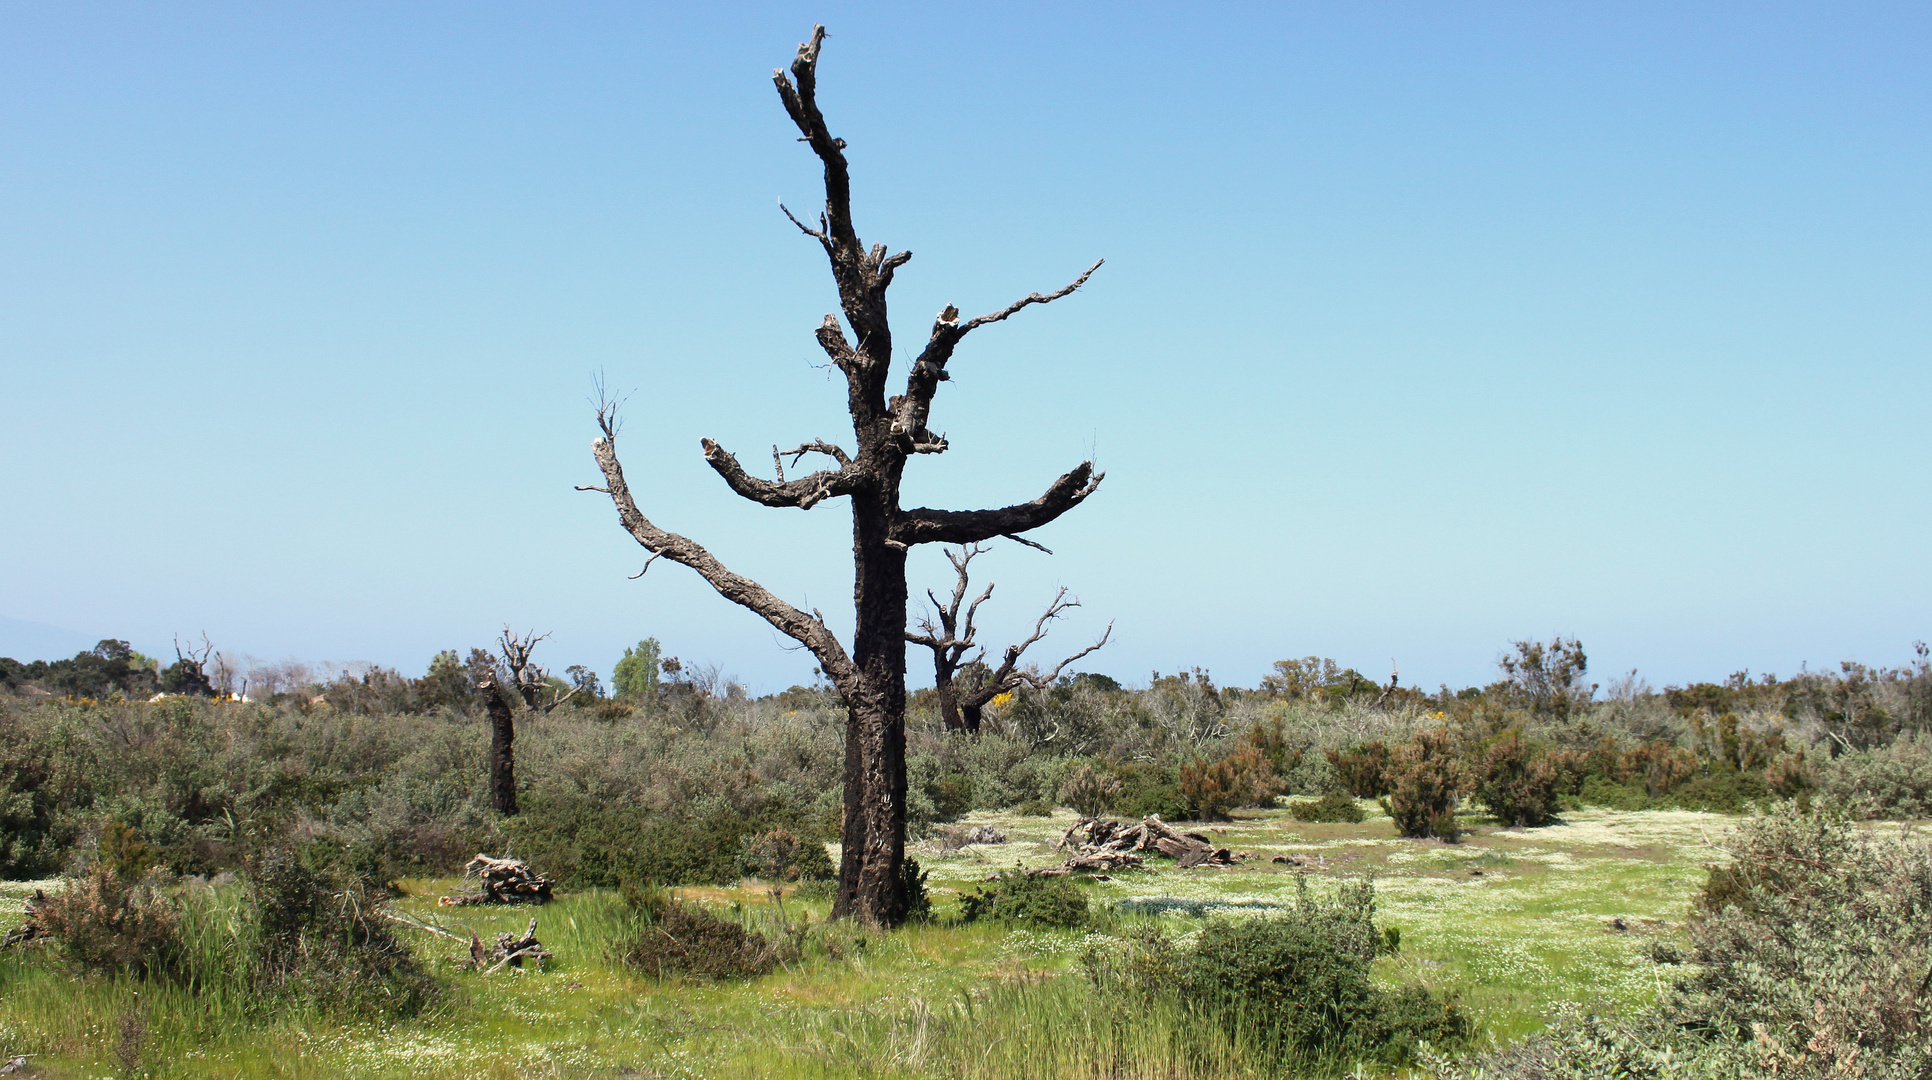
<box><xmin>907</xmin><ymin>544</ymin><xmax>1111</xmax><ymax>734</ymax></box>
<box><xmin>479</xmin><ymin>629</ymin><xmax>581</xmax><ymax>816</ymax></box>
<box><xmin>584</xmin><ymin>27</ymin><xmax>1103</xmax><ymax>926</ymax></box>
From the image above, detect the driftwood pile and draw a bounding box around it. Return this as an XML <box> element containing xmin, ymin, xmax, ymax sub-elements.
<box><xmin>465</xmin><ymin>916</ymin><xmax>551</xmax><ymax>973</ymax></box>
<box><xmin>1045</xmin><ymin>815</ymin><xmax>1241</xmax><ymax>875</ymax></box>
<box><xmin>0</xmin><ymin>890</ymin><xmax>45</xmax><ymax>949</ymax></box>
<box><xmin>440</xmin><ymin>855</ymin><xmax>555</xmax><ymax>907</ymax></box>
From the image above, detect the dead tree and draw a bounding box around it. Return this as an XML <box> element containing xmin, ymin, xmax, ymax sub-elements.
<box><xmin>584</xmin><ymin>26</ymin><xmax>1103</xmax><ymax>926</ymax></box>
<box><xmin>907</xmin><ymin>544</ymin><xmax>1111</xmax><ymax>733</ymax></box>
<box><xmin>479</xmin><ymin>629</ymin><xmax>580</xmax><ymax>816</ymax></box>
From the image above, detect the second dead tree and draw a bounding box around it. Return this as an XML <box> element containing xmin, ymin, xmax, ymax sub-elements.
<box><xmin>479</xmin><ymin>629</ymin><xmax>582</xmax><ymax>816</ymax></box>
<box><xmin>908</xmin><ymin>543</ymin><xmax>1111</xmax><ymax>734</ymax></box>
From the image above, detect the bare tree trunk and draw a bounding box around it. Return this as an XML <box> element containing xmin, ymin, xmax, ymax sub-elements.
<box><xmin>935</xmin><ymin>676</ymin><xmax>965</xmax><ymax>733</ymax></box>
<box><xmin>584</xmin><ymin>26</ymin><xmax>1103</xmax><ymax>926</ymax></box>
<box><xmin>483</xmin><ymin>676</ymin><xmax>518</xmax><ymax>816</ymax></box>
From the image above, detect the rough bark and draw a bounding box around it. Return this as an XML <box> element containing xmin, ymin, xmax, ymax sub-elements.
<box><xmin>585</xmin><ymin>25</ymin><xmax>1102</xmax><ymax>926</ymax></box>
<box><xmin>482</xmin><ymin>672</ymin><xmax>518</xmax><ymax>816</ymax></box>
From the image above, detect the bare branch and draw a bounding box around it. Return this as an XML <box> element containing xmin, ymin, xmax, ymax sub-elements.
<box><xmin>590</xmin><ymin>425</ymin><xmax>857</xmax><ymax>687</ymax></box>
<box><xmin>779</xmin><ymin>439</ymin><xmax>853</xmax><ymax>467</ymax></box>
<box><xmin>895</xmin><ymin>463</ymin><xmax>1103</xmax><ymax>547</ymax></box>
<box><xmin>960</xmin><ymin>259</ymin><xmax>1105</xmax><ymax>335</ymax></box>
<box><xmin>1018</xmin><ymin>622</ymin><xmax>1113</xmax><ymax>690</ymax></box>
<box><xmin>702</xmin><ymin>437</ymin><xmax>861</xmax><ymax>510</ymax></box>
<box><xmin>628</xmin><ymin>552</ymin><xmax>665</xmax><ymax>579</ymax></box>
<box><xmin>1002</xmin><ymin>533</ymin><xmax>1052</xmax><ymax>554</ymax></box>
<box><xmin>778</xmin><ymin>201</ymin><xmax>829</xmax><ymax>243</ymax></box>
<box><xmin>889</xmin><ymin>260</ymin><xmax>1103</xmax><ymax>446</ymax></box>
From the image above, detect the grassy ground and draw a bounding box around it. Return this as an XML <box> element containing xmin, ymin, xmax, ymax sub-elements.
<box><xmin>0</xmin><ymin>804</ymin><xmax>1728</xmax><ymax>1078</ymax></box>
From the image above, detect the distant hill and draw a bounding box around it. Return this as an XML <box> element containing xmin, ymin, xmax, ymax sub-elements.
<box><xmin>0</xmin><ymin>616</ymin><xmax>101</xmax><ymax>662</ymax></box>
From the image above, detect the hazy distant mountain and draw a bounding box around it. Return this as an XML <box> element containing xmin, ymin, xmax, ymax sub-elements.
<box><xmin>0</xmin><ymin>617</ymin><xmax>101</xmax><ymax>663</ymax></box>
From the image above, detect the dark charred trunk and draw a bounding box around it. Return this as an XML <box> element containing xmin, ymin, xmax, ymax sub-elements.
<box><xmin>587</xmin><ymin>24</ymin><xmax>1102</xmax><ymax>929</ymax></box>
<box><xmin>835</xmin><ymin>489</ymin><xmax>909</xmax><ymax>925</ymax></box>
<box><xmin>935</xmin><ymin>672</ymin><xmax>966</xmax><ymax>732</ymax></box>
<box><xmin>485</xmin><ymin>681</ymin><xmax>518</xmax><ymax>816</ymax></box>
<box><xmin>960</xmin><ymin>701</ymin><xmax>983</xmax><ymax>734</ymax></box>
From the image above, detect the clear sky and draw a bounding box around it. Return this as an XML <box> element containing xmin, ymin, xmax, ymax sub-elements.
<box><xmin>3</xmin><ymin>2</ymin><xmax>1927</xmax><ymax>694</ymax></box>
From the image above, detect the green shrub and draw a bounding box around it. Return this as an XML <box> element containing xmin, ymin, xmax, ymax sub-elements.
<box><xmin>1816</xmin><ymin>733</ymin><xmax>1932</xmax><ymax>819</ymax></box>
<box><xmin>1183</xmin><ymin>879</ymin><xmax>1468</xmax><ymax>1068</ymax></box>
<box><xmin>1112</xmin><ymin>761</ymin><xmax>1188</xmax><ymax>820</ymax></box>
<box><xmin>1326</xmin><ymin>741</ymin><xmax>1393</xmax><ymax>798</ymax></box>
<box><xmin>1287</xmin><ymin>792</ymin><xmax>1366</xmax><ymax>824</ymax></box>
<box><xmin>1059</xmin><ymin>761</ymin><xmax>1121</xmax><ymax>817</ymax></box>
<box><xmin>1179</xmin><ymin>745</ymin><xmax>1282</xmax><ymax>821</ymax></box>
<box><xmin>1423</xmin><ymin>1008</ymin><xmax>1753</xmax><ymax>1079</ymax></box>
<box><xmin>901</xmin><ymin>857</ymin><xmax>931</xmax><ymax>923</ymax></box>
<box><xmin>510</xmin><ymin>795</ymin><xmax>801</xmax><ymax>887</ymax></box>
<box><xmin>959</xmin><ymin>869</ymin><xmax>1088</xmax><ymax>928</ymax></box>
<box><xmin>246</xmin><ymin>848</ymin><xmax>441</xmax><ymax>1019</ymax></box>
<box><xmin>1471</xmin><ymin>729</ymin><xmax>1570</xmax><ymax>828</ymax></box>
<box><xmin>1673</xmin><ymin>809</ymin><xmax>1931</xmax><ymax>1074</ymax></box>
<box><xmin>618</xmin><ymin>894</ymin><xmax>777</xmax><ymax>980</ymax></box>
<box><xmin>1663</xmin><ymin>768</ymin><xmax>1768</xmax><ymax>814</ymax></box>
<box><xmin>1382</xmin><ymin>729</ymin><xmax>1464</xmax><ymax>841</ymax></box>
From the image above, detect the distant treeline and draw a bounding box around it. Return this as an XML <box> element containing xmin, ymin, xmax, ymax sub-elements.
<box><xmin>2</xmin><ymin>635</ymin><xmax>1928</xmax><ymax>885</ymax></box>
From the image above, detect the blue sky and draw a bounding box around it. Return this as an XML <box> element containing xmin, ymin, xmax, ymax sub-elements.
<box><xmin>3</xmin><ymin>2</ymin><xmax>1927</xmax><ymax>693</ymax></box>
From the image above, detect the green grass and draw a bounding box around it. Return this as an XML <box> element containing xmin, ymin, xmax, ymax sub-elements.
<box><xmin>0</xmin><ymin>805</ymin><xmax>1728</xmax><ymax>1078</ymax></box>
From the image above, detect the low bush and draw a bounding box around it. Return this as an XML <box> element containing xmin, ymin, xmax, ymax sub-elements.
<box><xmin>1180</xmin><ymin>745</ymin><xmax>1282</xmax><ymax>821</ymax></box>
<box><xmin>958</xmin><ymin>869</ymin><xmax>1088</xmax><ymax>928</ymax></box>
<box><xmin>511</xmin><ymin>795</ymin><xmax>811</xmax><ymax>888</ymax></box>
<box><xmin>1326</xmin><ymin>741</ymin><xmax>1393</xmax><ymax>798</ymax></box>
<box><xmin>1111</xmin><ymin>761</ymin><xmax>1188</xmax><ymax>821</ymax></box>
<box><xmin>901</xmin><ymin>857</ymin><xmax>931</xmax><ymax>923</ymax></box>
<box><xmin>1675</xmin><ymin>809</ymin><xmax>1931</xmax><ymax>1073</ymax></box>
<box><xmin>1058</xmin><ymin>761</ymin><xmax>1121</xmax><ymax>817</ymax></box>
<box><xmin>35</xmin><ymin>868</ymin><xmax>182</xmax><ymax>980</ymax></box>
<box><xmin>1287</xmin><ymin>792</ymin><xmax>1366</xmax><ymax>824</ymax></box>
<box><xmin>617</xmin><ymin>890</ymin><xmax>778</xmax><ymax>980</ymax></box>
<box><xmin>1382</xmin><ymin>729</ymin><xmax>1464</xmax><ymax>841</ymax></box>
<box><xmin>1816</xmin><ymin>733</ymin><xmax>1932</xmax><ymax>819</ymax></box>
<box><xmin>1471</xmin><ymin>729</ymin><xmax>1571</xmax><ymax>828</ymax></box>
<box><xmin>1092</xmin><ymin>879</ymin><xmax>1468</xmax><ymax>1070</ymax></box>
<box><xmin>247</xmin><ymin>848</ymin><xmax>441</xmax><ymax>1019</ymax></box>
<box><xmin>1434</xmin><ymin>807</ymin><xmax>1932</xmax><ymax>1079</ymax></box>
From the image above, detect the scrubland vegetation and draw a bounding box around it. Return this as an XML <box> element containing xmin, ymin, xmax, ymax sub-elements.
<box><xmin>1</xmin><ymin>636</ymin><xmax>1929</xmax><ymax>1077</ymax></box>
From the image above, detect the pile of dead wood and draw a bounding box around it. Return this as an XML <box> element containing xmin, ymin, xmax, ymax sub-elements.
<box><xmin>1045</xmin><ymin>815</ymin><xmax>1241</xmax><ymax>874</ymax></box>
<box><xmin>0</xmin><ymin>890</ymin><xmax>45</xmax><ymax>949</ymax></box>
<box><xmin>934</xmin><ymin>823</ymin><xmax>1008</xmax><ymax>852</ymax></box>
<box><xmin>439</xmin><ymin>855</ymin><xmax>555</xmax><ymax>906</ymax></box>
<box><xmin>464</xmin><ymin>916</ymin><xmax>551</xmax><ymax>973</ymax></box>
